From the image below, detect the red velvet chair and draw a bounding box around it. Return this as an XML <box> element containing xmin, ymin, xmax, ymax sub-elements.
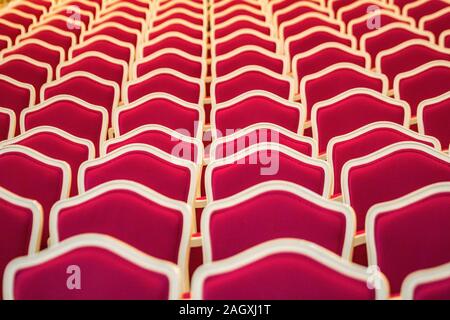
<box><xmin>212</xmin><ymin>5</ymin><xmax>267</xmax><ymax>26</ymax></box>
<box><xmin>93</xmin><ymin>11</ymin><xmax>145</xmax><ymax>33</ymax></box>
<box><xmin>0</xmin><ymin>9</ymin><xmax>36</xmax><ymax>31</ymax></box>
<box><xmin>394</xmin><ymin>60</ymin><xmax>450</xmax><ymax>117</ymax></box>
<box><xmin>191</xmin><ymin>239</ymin><xmax>390</xmax><ymax>300</ymax></box>
<box><xmin>418</xmin><ymin>91</ymin><xmax>450</xmax><ymax>152</ymax></box>
<box><xmin>82</xmin><ymin>22</ymin><xmax>141</xmax><ymax>48</ymax></box>
<box><xmin>211</xmin><ymin>66</ymin><xmax>294</xmax><ymax>104</ymax></box>
<box><xmin>212</xmin><ymin>16</ymin><xmax>273</xmax><ymax>40</ymax></box>
<box><xmin>78</xmin><ymin>144</ymin><xmax>198</xmax><ymax>205</ymax></box>
<box><xmin>275</xmin><ymin>2</ymin><xmax>330</xmax><ymax>29</ymax></box>
<box><xmin>0</xmin><ymin>107</ymin><xmax>15</xmax><ymax>141</ymax></box>
<box><xmin>3</xmin><ymin>234</ymin><xmax>181</xmax><ymax>300</ymax></box>
<box><xmin>366</xmin><ymin>182</ymin><xmax>450</xmax><ymax>295</ymax></box>
<box><xmin>124</xmin><ymin>69</ymin><xmax>205</xmax><ymax>105</ymax></box>
<box><xmin>157</xmin><ymin>0</ymin><xmax>205</xmax><ymax>15</ymax></box>
<box><xmin>342</xmin><ymin>142</ymin><xmax>450</xmax><ymax>235</ymax></box>
<box><xmin>0</xmin><ymin>18</ymin><xmax>25</xmax><ymax>43</ymax></box>
<box><xmin>0</xmin><ymin>145</ymin><xmax>71</xmax><ymax>249</ymax></box>
<box><xmin>102</xmin><ymin>2</ymin><xmax>151</xmax><ymax>23</ymax></box>
<box><xmin>17</xmin><ymin>26</ymin><xmax>76</xmax><ymax>56</ymax></box>
<box><xmin>113</xmin><ymin>93</ymin><xmax>204</xmax><ymax>140</ymax></box>
<box><xmin>210</xmin><ymin>123</ymin><xmax>317</xmax><ymax>161</ymax></box>
<box><xmin>20</xmin><ymin>95</ymin><xmax>108</xmax><ymax>156</ymax></box>
<box><xmin>0</xmin><ymin>187</ymin><xmax>42</xmax><ymax>300</ymax></box>
<box><xmin>0</xmin><ymin>126</ymin><xmax>95</xmax><ymax>196</ymax></box>
<box><xmin>336</xmin><ymin>0</ymin><xmax>399</xmax><ymax>26</ymax></box>
<box><xmin>202</xmin><ymin>181</ymin><xmax>355</xmax><ymax>262</ymax></box>
<box><xmin>311</xmin><ymin>88</ymin><xmax>410</xmax><ymax>154</ymax></box>
<box><xmin>402</xmin><ymin>262</ymin><xmax>450</xmax><ymax>300</ymax></box>
<box><xmin>141</xmin><ymin>32</ymin><xmax>206</xmax><ymax>58</ymax></box>
<box><xmin>419</xmin><ymin>7</ymin><xmax>450</xmax><ymax>43</ymax></box>
<box><xmin>205</xmin><ymin>143</ymin><xmax>332</xmax><ymax>201</ymax></box>
<box><xmin>403</xmin><ymin>0</ymin><xmax>448</xmax><ymax>24</ymax></box>
<box><xmin>50</xmin><ymin>180</ymin><xmax>192</xmax><ymax>286</ymax></box>
<box><xmin>300</xmin><ymin>63</ymin><xmax>388</xmax><ymax>121</ymax></box>
<box><xmin>152</xmin><ymin>8</ymin><xmax>205</xmax><ymax>27</ymax></box>
<box><xmin>147</xmin><ymin>19</ymin><xmax>205</xmax><ymax>41</ymax></box>
<box><xmin>327</xmin><ymin>121</ymin><xmax>440</xmax><ymax>197</ymax></box>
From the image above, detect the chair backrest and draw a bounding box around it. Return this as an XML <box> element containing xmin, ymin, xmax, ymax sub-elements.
<box><xmin>0</xmin><ymin>35</ymin><xmax>11</xmax><ymax>53</ymax></box>
<box><xmin>152</xmin><ymin>8</ymin><xmax>205</xmax><ymax>27</ymax></box>
<box><xmin>419</xmin><ymin>7</ymin><xmax>450</xmax><ymax>42</ymax></box>
<box><xmin>46</xmin><ymin>7</ymin><xmax>93</xmax><ymax>29</ymax></box>
<box><xmin>191</xmin><ymin>238</ymin><xmax>390</xmax><ymax>300</ymax></box>
<box><xmin>212</xmin><ymin>30</ymin><xmax>280</xmax><ymax>57</ymax></box>
<box><xmin>81</xmin><ymin>22</ymin><xmax>141</xmax><ymax>48</ymax></box>
<box><xmin>113</xmin><ymin>93</ymin><xmax>204</xmax><ymax>140</ymax></box>
<box><xmin>0</xmin><ymin>9</ymin><xmax>36</xmax><ymax>30</ymax></box>
<box><xmin>206</xmin><ymin>143</ymin><xmax>332</xmax><ymax>201</ymax></box>
<box><xmin>275</xmin><ymin>1</ymin><xmax>330</xmax><ymax>29</ymax></box>
<box><xmin>362</xmin><ymin>23</ymin><xmax>435</xmax><ymax>68</ymax></box>
<box><xmin>0</xmin><ymin>55</ymin><xmax>51</xmax><ymax>102</ymax></box>
<box><xmin>0</xmin><ymin>187</ymin><xmax>42</xmax><ymax>300</ymax></box>
<box><xmin>78</xmin><ymin>144</ymin><xmax>198</xmax><ymax>204</ymax></box>
<box><xmin>367</xmin><ymin>182</ymin><xmax>450</xmax><ymax>294</ymax></box>
<box><xmin>0</xmin><ymin>108</ymin><xmax>15</xmax><ymax>141</ymax></box>
<box><xmin>212</xmin><ymin>16</ymin><xmax>273</xmax><ymax>40</ymax></box>
<box><xmin>293</xmin><ymin>43</ymin><xmax>370</xmax><ymax>85</ymax></box>
<box><xmin>342</xmin><ymin>142</ymin><xmax>450</xmax><ymax>233</ymax></box>
<box><xmin>404</xmin><ymin>0</ymin><xmax>449</xmax><ymax>24</ymax></box>
<box><xmin>93</xmin><ymin>11</ymin><xmax>144</xmax><ymax>33</ymax></box>
<box><xmin>301</xmin><ymin>63</ymin><xmax>388</xmax><ymax>120</ymax></box>
<box><xmin>270</xmin><ymin>0</ymin><xmax>324</xmax><ymax>16</ymax></box>
<box><xmin>103</xmin><ymin>124</ymin><xmax>203</xmax><ymax>165</ymax></box>
<box><xmin>20</xmin><ymin>95</ymin><xmax>108</xmax><ymax>156</ymax></box>
<box><xmin>327</xmin><ymin>122</ymin><xmax>440</xmax><ymax>196</ymax></box>
<box><xmin>202</xmin><ymin>181</ymin><xmax>355</xmax><ymax>262</ymax></box>
<box><xmin>210</xmin><ymin>123</ymin><xmax>317</xmax><ymax>161</ymax></box>
<box><xmin>102</xmin><ymin>2</ymin><xmax>150</xmax><ymax>23</ymax></box>
<box><xmin>140</xmin><ymin>32</ymin><xmax>205</xmax><ymax>59</ymax></box>
<box><xmin>376</xmin><ymin>40</ymin><xmax>450</xmax><ymax>88</ymax></box>
<box><xmin>157</xmin><ymin>0</ymin><xmax>205</xmax><ymax>15</ymax></box>
<box><xmin>3</xmin><ymin>234</ymin><xmax>181</xmax><ymax>300</ymax></box>
<box><xmin>41</xmin><ymin>71</ymin><xmax>120</xmax><ymax>120</ymax></box>
<box><xmin>439</xmin><ymin>30</ymin><xmax>450</xmax><ymax>48</ymax></box>
<box><xmin>211</xmin><ymin>66</ymin><xmax>295</xmax><ymax>104</ymax></box>
<box><xmin>212</xmin><ymin>46</ymin><xmax>288</xmax><ymax>78</ymax></box>
<box><xmin>212</xmin><ymin>4</ymin><xmax>267</xmax><ymax>26</ymax></box>
<box><xmin>402</xmin><ymin>262</ymin><xmax>450</xmax><ymax>300</ymax></box>
<box><xmin>285</xmin><ymin>26</ymin><xmax>356</xmax><ymax>63</ymax></box>
<box><xmin>394</xmin><ymin>60</ymin><xmax>450</xmax><ymax>117</ymax></box>
<box><xmin>337</xmin><ymin>0</ymin><xmax>399</xmax><ymax>26</ymax></box>
<box><xmin>280</xmin><ymin>12</ymin><xmax>344</xmax><ymax>43</ymax></box>
<box><xmin>133</xmin><ymin>48</ymin><xmax>206</xmax><ymax>80</ymax></box>
<box><xmin>57</xmin><ymin>52</ymin><xmax>128</xmax><ymax>93</ymax></box>
<box><xmin>312</xmin><ymin>88</ymin><xmax>410</xmax><ymax>154</ymax></box>
<box><xmin>0</xmin><ymin>145</ymin><xmax>70</xmax><ymax>249</ymax></box>
<box><xmin>1</xmin><ymin>39</ymin><xmax>64</xmax><ymax>73</ymax></box>
<box><xmin>0</xmin><ymin>126</ymin><xmax>95</xmax><ymax>196</ymax></box>
<box><xmin>50</xmin><ymin>181</ymin><xmax>191</xmax><ymax>274</ymax></box>
<box><xmin>70</xmin><ymin>35</ymin><xmax>135</xmax><ymax>67</ymax></box>
<box><xmin>417</xmin><ymin>91</ymin><xmax>450</xmax><ymax>151</ymax></box>
<box><xmin>17</xmin><ymin>26</ymin><xmax>76</xmax><ymax>56</ymax></box>
<box><xmin>211</xmin><ymin>90</ymin><xmax>304</xmax><ymax>139</ymax></box>
<box><xmin>0</xmin><ymin>75</ymin><xmax>35</xmax><ymax>137</ymax></box>
<box><xmin>0</xmin><ymin>18</ymin><xmax>25</xmax><ymax>43</ymax></box>
<box><xmin>147</xmin><ymin>19</ymin><xmax>205</xmax><ymax>41</ymax></box>
<box><xmin>125</xmin><ymin>68</ymin><xmax>205</xmax><ymax>105</ymax></box>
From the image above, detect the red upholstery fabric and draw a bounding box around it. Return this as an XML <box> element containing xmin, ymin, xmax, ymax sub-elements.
<box><xmin>0</xmin><ymin>12</ymin><xmax>34</xmax><ymax>30</ymax></box>
<box><xmin>379</xmin><ymin>43</ymin><xmax>450</xmax><ymax>87</ymax></box>
<box><xmin>331</xmin><ymin>127</ymin><xmax>437</xmax><ymax>195</ymax></box>
<box><xmin>277</xmin><ymin>5</ymin><xmax>328</xmax><ymax>27</ymax></box>
<box><xmin>422</xmin><ymin>9</ymin><xmax>450</xmax><ymax>40</ymax></box>
<box><xmin>288</xmin><ymin>29</ymin><xmax>353</xmax><ymax>60</ymax></box>
<box><xmin>215</xmin><ymin>34</ymin><xmax>277</xmax><ymax>57</ymax></box>
<box><xmin>208</xmin><ymin>191</ymin><xmax>348</xmax><ymax>260</ymax></box>
<box><xmin>50</xmin><ymin>7</ymin><xmax>91</xmax><ymax>27</ymax></box>
<box><xmin>0</xmin><ymin>195</ymin><xmax>34</xmax><ymax>300</ymax></box>
<box><xmin>214</xmin><ymin>95</ymin><xmax>300</xmax><ymax>135</ymax></box>
<box><xmin>295</xmin><ymin>46</ymin><xmax>367</xmax><ymax>83</ymax></box>
<box><xmin>0</xmin><ymin>37</ymin><xmax>8</xmax><ymax>52</ymax></box>
<box><xmin>102</xmin><ymin>7</ymin><xmax>147</xmax><ymax>21</ymax></box>
<box><xmin>117</xmin><ymin>97</ymin><xmax>200</xmax><ymax>137</ymax></box>
<box><xmin>136</xmin><ymin>53</ymin><xmax>203</xmax><ymax>79</ymax></box>
<box><xmin>13</xmin><ymin>131</ymin><xmax>91</xmax><ymax>196</ymax></box>
<box><xmin>0</xmin><ymin>77</ymin><xmax>32</xmax><ymax>135</ymax></box>
<box><xmin>61</xmin><ymin>0</ymin><xmax>98</xmax><ymax>16</ymax></box>
<box><xmin>93</xmin><ymin>16</ymin><xmax>143</xmax><ymax>33</ymax></box>
<box><xmin>350</xmin><ymin>13</ymin><xmax>409</xmax><ymax>42</ymax></box>
<box><xmin>215</xmin><ymin>51</ymin><xmax>284</xmax><ymax>77</ymax></box>
<box><xmin>84</xmin><ymin>26</ymin><xmax>139</xmax><ymax>47</ymax></box>
<box><xmin>330</xmin><ymin>0</ymin><xmax>353</xmax><ymax>14</ymax></box>
<box><xmin>0</xmin><ymin>58</ymin><xmax>49</xmax><ymax>102</ymax></box>
<box><xmin>315</xmin><ymin>93</ymin><xmax>406</xmax><ymax>153</ymax></box>
<box><xmin>59</xmin><ymin>55</ymin><xmax>126</xmax><ymax>89</ymax></box>
<box><xmin>38</xmin><ymin>18</ymin><xmax>83</xmax><ymax>41</ymax></box>
<box><xmin>71</xmin><ymin>39</ymin><xmax>132</xmax><ymax>65</ymax></box>
<box><xmin>57</xmin><ymin>189</ymin><xmax>184</xmax><ymax>263</ymax></box>
<box><xmin>374</xmin><ymin>192</ymin><xmax>450</xmax><ymax>294</ymax></box>
<box><xmin>0</xmin><ymin>150</ymin><xmax>64</xmax><ymax>248</ymax></box>
<box><xmin>365</xmin><ymin>27</ymin><xmax>430</xmax><ymax>68</ymax></box>
<box><xmin>202</xmin><ymin>253</ymin><xmax>375</xmax><ymax>300</ymax></box>
<box><xmin>107</xmin><ymin>130</ymin><xmax>199</xmax><ymax>163</ymax></box>
<box><xmin>11</xmin><ymin>4</ymin><xmax>44</xmax><ymax>19</ymax></box>
<box><xmin>210</xmin><ymin>150</ymin><xmax>326</xmax><ymax>200</ymax></box>
<box><xmin>23</xmin><ymin>99</ymin><xmax>105</xmax><ymax>156</ymax></box>
<box><xmin>158</xmin><ymin>3</ymin><xmax>204</xmax><ymax>15</ymax></box>
<box><xmin>3</xmin><ymin>42</ymin><xmax>62</xmax><ymax>73</ymax></box>
<box><xmin>214</xmin><ymin>128</ymin><xmax>313</xmax><ymax>159</ymax></box>
<box><xmin>214</xmin><ymin>10</ymin><xmax>265</xmax><ymax>25</ymax></box>
<box><xmin>303</xmin><ymin>67</ymin><xmax>385</xmax><ymax>120</ymax></box>
<box><xmin>340</xmin><ymin>1</ymin><xmax>396</xmax><ymax>25</ymax></box>
<box><xmin>127</xmin><ymin>73</ymin><xmax>202</xmax><ymax>104</ymax></box>
<box><xmin>142</xmin><ymin>36</ymin><xmax>203</xmax><ymax>57</ymax></box>
<box><xmin>443</xmin><ymin>33</ymin><xmax>450</xmax><ymax>48</ymax></box>
<box><xmin>406</xmin><ymin>0</ymin><xmax>448</xmax><ymax>23</ymax></box>
<box><xmin>214</xmin><ymin>20</ymin><xmax>272</xmax><ymax>39</ymax></box>
<box><xmin>397</xmin><ymin>65</ymin><xmax>450</xmax><ymax>116</ymax></box>
<box><xmin>214</xmin><ymin>0</ymin><xmax>260</xmax><ymax>12</ymax></box>
<box><xmin>0</xmin><ymin>112</ymin><xmax>11</xmax><ymax>141</ymax></box>
<box><xmin>348</xmin><ymin>148</ymin><xmax>450</xmax><ymax>232</ymax></box>
<box><xmin>154</xmin><ymin>12</ymin><xmax>204</xmax><ymax>27</ymax></box>
<box><xmin>83</xmin><ymin>150</ymin><xmax>192</xmax><ymax>202</ymax></box>
<box><xmin>12</xmin><ymin>246</ymin><xmax>171</xmax><ymax>300</ymax></box>
<box><xmin>392</xmin><ymin>0</ymin><xmax>416</xmax><ymax>10</ymax></box>
<box><xmin>43</xmin><ymin>75</ymin><xmax>117</xmax><ymax>118</ymax></box>
<box><xmin>421</xmin><ymin>96</ymin><xmax>450</xmax><ymax>149</ymax></box>
<box><xmin>148</xmin><ymin>23</ymin><xmax>203</xmax><ymax>40</ymax></box>
<box><xmin>0</xmin><ymin>20</ymin><xmax>23</xmax><ymax>42</ymax></box>
<box><xmin>283</xmin><ymin>16</ymin><xmax>341</xmax><ymax>41</ymax></box>
<box><xmin>412</xmin><ymin>276</ymin><xmax>450</xmax><ymax>300</ymax></box>
<box><xmin>214</xmin><ymin>70</ymin><xmax>291</xmax><ymax>103</ymax></box>
<box><xmin>22</xmin><ymin>29</ymin><xmax>73</xmax><ymax>55</ymax></box>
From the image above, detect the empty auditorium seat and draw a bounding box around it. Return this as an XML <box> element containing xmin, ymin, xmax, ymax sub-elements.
<box><xmin>402</xmin><ymin>262</ymin><xmax>450</xmax><ymax>300</ymax></box>
<box><xmin>0</xmin><ymin>107</ymin><xmax>15</xmax><ymax>142</ymax></box>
